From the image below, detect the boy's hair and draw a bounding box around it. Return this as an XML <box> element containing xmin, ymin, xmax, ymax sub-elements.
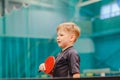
<box><xmin>57</xmin><ymin>22</ymin><xmax>80</xmax><ymax>41</ymax></box>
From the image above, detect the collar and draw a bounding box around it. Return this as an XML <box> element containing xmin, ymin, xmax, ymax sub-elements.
<box><xmin>61</xmin><ymin>46</ymin><xmax>73</xmax><ymax>53</ymax></box>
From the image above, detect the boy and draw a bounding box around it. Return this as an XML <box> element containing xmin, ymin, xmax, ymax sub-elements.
<box><xmin>39</xmin><ymin>22</ymin><xmax>80</xmax><ymax>78</ymax></box>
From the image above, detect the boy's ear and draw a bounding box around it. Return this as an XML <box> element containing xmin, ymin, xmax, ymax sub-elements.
<box><xmin>70</xmin><ymin>34</ymin><xmax>76</xmax><ymax>42</ymax></box>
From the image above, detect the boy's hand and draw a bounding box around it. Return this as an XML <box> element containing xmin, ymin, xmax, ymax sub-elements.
<box><xmin>39</xmin><ymin>63</ymin><xmax>46</xmax><ymax>72</ymax></box>
<box><xmin>73</xmin><ymin>73</ymin><xmax>80</xmax><ymax>78</ymax></box>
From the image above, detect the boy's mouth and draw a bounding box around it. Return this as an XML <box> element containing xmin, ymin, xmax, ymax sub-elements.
<box><xmin>57</xmin><ymin>41</ymin><xmax>61</xmax><ymax>43</ymax></box>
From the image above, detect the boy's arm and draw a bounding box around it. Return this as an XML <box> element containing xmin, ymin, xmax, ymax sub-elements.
<box><xmin>73</xmin><ymin>73</ymin><xmax>80</xmax><ymax>78</ymax></box>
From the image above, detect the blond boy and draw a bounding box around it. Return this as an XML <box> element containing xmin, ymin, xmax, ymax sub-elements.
<box><xmin>39</xmin><ymin>22</ymin><xmax>80</xmax><ymax>78</ymax></box>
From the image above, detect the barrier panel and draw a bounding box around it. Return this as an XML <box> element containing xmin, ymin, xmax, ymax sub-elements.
<box><xmin>4</xmin><ymin>76</ymin><xmax>120</xmax><ymax>80</ymax></box>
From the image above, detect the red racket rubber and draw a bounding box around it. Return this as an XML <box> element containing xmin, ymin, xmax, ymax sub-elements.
<box><xmin>44</xmin><ymin>56</ymin><xmax>55</xmax><ymax>74</ymax></box>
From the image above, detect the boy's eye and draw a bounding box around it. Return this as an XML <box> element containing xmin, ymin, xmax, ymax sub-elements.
<box><xmin>60</xmin><ymin>34</ymin><xmax>64</xmax><ymax>36</ymax></box>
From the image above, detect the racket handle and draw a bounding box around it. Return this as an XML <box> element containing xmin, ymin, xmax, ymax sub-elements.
<box><xmin>38</xmin><ymin>70</ymin><xmax>41</xmax><ymax>72</ymax></box>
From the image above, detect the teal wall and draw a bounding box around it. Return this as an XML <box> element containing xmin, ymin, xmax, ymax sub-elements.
<box><xmin>0</xmin><ymin>37</ymin><xmax>59</xmax><ymax>78</ymax></box>
<box><xmin>3</xmin><ymin>4</ymin><xmax>75</xmax><ymax>38</ymax></box>
<box><xmin>0</xmin><ymin>2</ymin><xmax>76</xmax><ymax>78</ymax></box>
<box><xmin>80</xmin><ymin>53</ymin><xmax>95</xmax><ymax>73</ymax></box>
<box><xmin>92</xmin><ymin>16</ymin><xmax>120</xmax><ymax>71</ymax></box>
<box><xmin>93</xmin><ymin>33</ymin><xmax>120</xmax><ymax>71</ymax></box>
<box><xmin>93</xmin><ymin>16</ymin><xmax>120</xmax><ymax>33</ymax></box>
<box><xmin>1</xmin><ymin>0</ymin><xmax>120</xmax><ymax>78</ymax></box>
<box><xmin>0</xmin><ymin>17</ymin><xmax>3</xmax><ymax>35</ymax></box>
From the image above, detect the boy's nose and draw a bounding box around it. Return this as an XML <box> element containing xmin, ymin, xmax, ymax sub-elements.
<box><xmin>57</xmin><ymin>36</ymin><xmax>59</xmax><ymax>40</ymax></box>
<box><xmin>57</xmin><ymin>36</ymin><xmax>60</xmax><ymax>41</ymax></box>
<box><xmin>57</xmin><ymin>37</ymin><xmax>59</xmax><ymax>41</ymax></box>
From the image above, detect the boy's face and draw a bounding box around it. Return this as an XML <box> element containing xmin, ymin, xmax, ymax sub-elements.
<box><xmin>57</xmin><ymin>29</ymin><xmax>73</xmax><ymax>49</ymax></box>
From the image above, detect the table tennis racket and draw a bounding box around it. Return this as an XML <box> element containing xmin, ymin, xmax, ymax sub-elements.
<box><xmin>39</xmin><ymin>56</ymin><xmax>55</xmax><ymax>74</ymax></box>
